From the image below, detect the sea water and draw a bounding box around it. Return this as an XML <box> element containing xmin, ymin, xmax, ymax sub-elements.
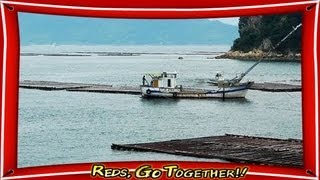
<box><xmin>18</xmin><ymin>45</ymin><xmax>301</xmax><ymax>167</ymax></box>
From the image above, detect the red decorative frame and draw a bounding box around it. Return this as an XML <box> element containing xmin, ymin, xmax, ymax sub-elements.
<box><xmin>0</xmin><ymin>0</ymin><xmax>319</xmax><ymax>179</ymax></box>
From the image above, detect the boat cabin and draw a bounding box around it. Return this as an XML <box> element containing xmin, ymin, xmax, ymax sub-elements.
<box><xmin>143</xmin><ymin>72</ymin><xmax>177</xmax><ymax>88</ymax></box>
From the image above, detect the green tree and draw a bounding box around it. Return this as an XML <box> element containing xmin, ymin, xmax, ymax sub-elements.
<box><xmin>231</xmin><ymin>13</ymin><xmax>301</xmax><ymax>54</ymax></box>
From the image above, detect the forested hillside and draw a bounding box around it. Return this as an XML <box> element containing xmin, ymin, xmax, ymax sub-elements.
<box><xmin>231</xmin><ymin>13</ymin><xmax>301</xmax><ymax>54</ymax></box>
<box><xmin>19</xmin><ymin>13</ymin><xmax>238</xmax><ymax>45</ymax></box>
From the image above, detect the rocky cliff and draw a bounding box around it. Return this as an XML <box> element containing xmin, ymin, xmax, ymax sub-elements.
<box><xmin>217</xmin><ymin>13</ymin><xmax>302</xmax><ymax>60</ymax></box>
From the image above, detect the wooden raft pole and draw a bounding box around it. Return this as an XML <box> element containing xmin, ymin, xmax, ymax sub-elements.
<box><xmin>111</xmin><ymin>134</ymin><xmax>303</xmax><ymax>167</ymax></box>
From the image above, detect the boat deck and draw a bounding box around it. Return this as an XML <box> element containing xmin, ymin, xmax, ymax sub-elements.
<box><xmin>19</xmin><ymin>80</ymin><xmax>301</xmax><ymax>94</ymax></box>
<box><xmin>111</xmin><ymin>134</ymin><xmax>303</xmax><ymax>167</ymax></box>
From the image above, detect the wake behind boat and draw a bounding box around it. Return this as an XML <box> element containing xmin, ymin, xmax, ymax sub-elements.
<box><xmin>140</xmin><ymin>72</ymin><xmax>254</xmax><ymax>99</ymax></box>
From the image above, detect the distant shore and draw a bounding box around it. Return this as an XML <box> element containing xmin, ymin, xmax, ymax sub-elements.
<box><xmin>215</xmin><ymin>50</ymin><xmax>301</xmax><ymax>61</ymax></box>
<box><xmin>20</xmin><ymin>51</ymin><xmax>223</xmax><ymax>57</ymax></box>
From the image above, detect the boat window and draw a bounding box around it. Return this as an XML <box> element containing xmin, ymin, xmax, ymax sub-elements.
<box><xmin>168</xmin><ymin>79</ymin><xmax>171</xmax><ymax>87</ymax></box>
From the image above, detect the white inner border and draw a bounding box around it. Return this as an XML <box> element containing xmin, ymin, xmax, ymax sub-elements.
<box><xmin>0</xmin><ymin>0</ymin><xmax>319</xmax><ymax>179</ymax></box>
<box><xmin>314</xmin><ymin>1</ymin><xmax>320</xmax><ymax>178</ymax></box>
<box><xmin>0</xmin><ymin>0</ymin><xmax>316</xmax><ymax>11</ymax></box>
<box><xmin>0</xmin><ymin>2</ymin><xmax>6</xmax><ymax>179</ymax></box>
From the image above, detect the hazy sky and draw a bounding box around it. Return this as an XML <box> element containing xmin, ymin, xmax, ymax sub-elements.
<box><xmin>19</xmin><ymin>12</ymin><xmax>239</xmax><ymax>27</ymax></box>
<box><xmin>214</xmin><ymin>17</ymin><xmax>239</xmax><ymax>26</ymax></box>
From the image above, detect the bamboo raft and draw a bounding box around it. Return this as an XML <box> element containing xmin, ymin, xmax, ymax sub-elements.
<box><xmin>19</xmin><ymin>80</ymin><xmax>140</xmax><ymax>94</ymax></box>
<box><xmin>111</xmin><ymin>134</ymin><xmax>303</xmax><ymax>167</ymax></box>
<box><xmin>249</xmin><ymin>82</ymin><xmax>301</xmax><ymax>92</ymax></box>
<box><xmin>67</xmin><ymin>85</ymin><xmax>141</xmax><ymax>94</ymax></box>
<box><xmin>19</xmin><ymin>80</ymin><xmax>112</xmax><ymax>90</ymax></box>
<box><xmin>19</xmin><ymin>80</ymin><xmax>301</xmax><ymax>94</ymax></box>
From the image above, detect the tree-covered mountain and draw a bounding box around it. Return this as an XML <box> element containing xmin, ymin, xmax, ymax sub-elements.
<box><xmin>19</xmin><ymin>13</ymin><xmax>238</xmax><ymax>45</ymax></box>
<box><xmin>231</xmin><ymin>13</ymin><xmax>301</xmax><ymax>54</ymax></box>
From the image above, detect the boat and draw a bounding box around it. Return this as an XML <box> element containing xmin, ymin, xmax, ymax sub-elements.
<box><xmin>206</xmin><ymin>22</ymin><xmax>303</xmax><ymax>88</ymax></box>
<box><xmin>140</xmin><ymin>72</ymin><xmax>254</xmax><ymax>99</ymax></box>
<box><xmin>140</xmin><ymin>23</ymin><xmax>302</xmax><ymax>99</ymax></box>
<box><xmin>208</xmin><ymin>71</ymin><xmax>244</xmax><ymax>86</ymax></box>
<box><xmin>178</xmin><ymin>56</ymin><xmax>184</xmax><ymax>60</ymax></box>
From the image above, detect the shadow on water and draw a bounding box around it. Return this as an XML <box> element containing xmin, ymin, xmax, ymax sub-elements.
<box><xmin>139</xmin><ymin>97</ymin><xmax>180</xmax><ymax>105</ymax></box>
<box><xmin>140</xmin><ymin>96</ymin><xmax>252</xmax><ymax>105</ymax></box>
<box><xmin>215</xmin><ymin>98</ymin><xmax>252</xmax><ymax>104</ymax></box>
<box><xmin>188</xmin><ymin>97</ymin><xmax>252</xmax><ymax>105</ymax></box>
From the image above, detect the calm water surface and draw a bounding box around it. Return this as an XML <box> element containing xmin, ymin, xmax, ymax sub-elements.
<box><xmin>18</xmin><ymin>45</ymin><xmax>301</xmax><ymax>167</ymax></box>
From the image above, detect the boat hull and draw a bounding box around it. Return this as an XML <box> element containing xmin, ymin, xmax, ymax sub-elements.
<box><xmin>141</xmin><ymin>82</ymin><xmax>253</xmax><ymax>99</ymax></box>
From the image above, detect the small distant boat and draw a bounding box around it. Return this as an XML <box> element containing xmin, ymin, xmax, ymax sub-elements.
<box><xmin>140</xmin><ymin>72</ymin><xmax>253</xmax><ymax>99</ymax></box>
<box><xmin>178</xmin><ymin>56</ymin><xmax>184</xmax><ymax>60</ymax></box>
